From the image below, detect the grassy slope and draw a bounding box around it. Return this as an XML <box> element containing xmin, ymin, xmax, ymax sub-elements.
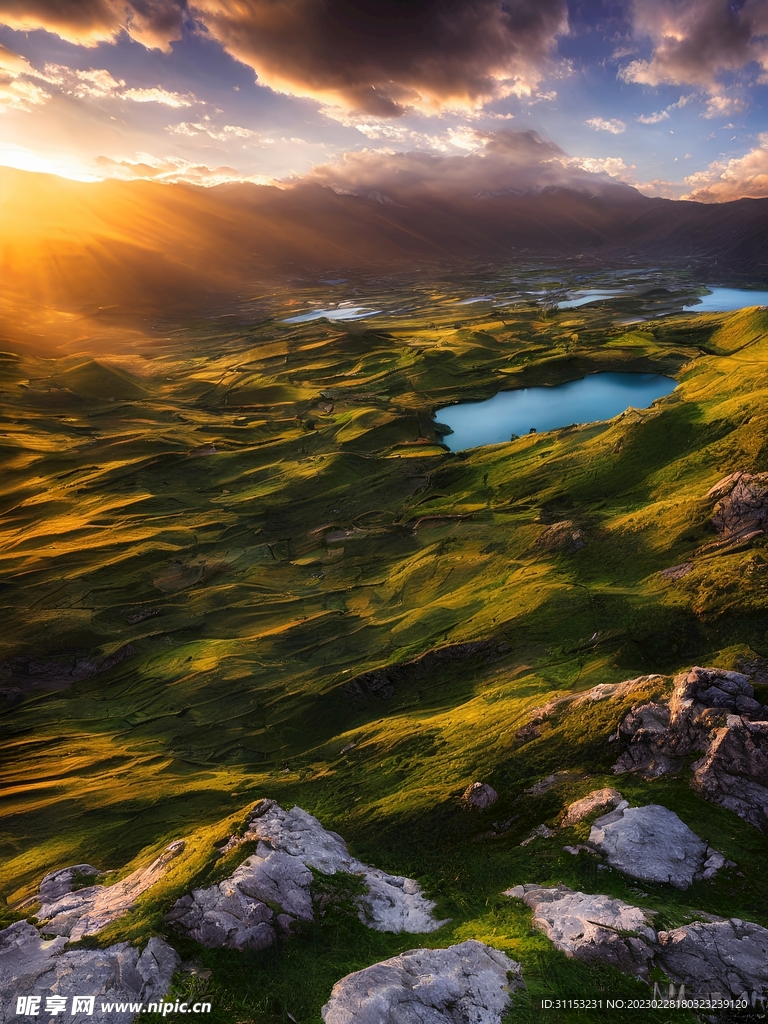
<box><xmin>2</xmin><ymin>295</ymin><xmax>768</xmax><ymax>1022</ymax></box>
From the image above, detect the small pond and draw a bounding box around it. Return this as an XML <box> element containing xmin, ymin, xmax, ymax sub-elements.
<box><xmin>683</xmin><ymin>287</ymin><xmax>768</xmax><ymax>312</ymax></box>
<box><xmin>435</xmin><ymin>372</ymin><xmax>677</xmax><ymax>451</ymax></box>
<box><xmin>555</xmin><ymin>290</ymin><xmax>623</xmax><ymax>309</ymax></box>
<box><xmin>283</xmin><ymin>301</ymin><xmax>380</xmax><ymax>323</ymax></box>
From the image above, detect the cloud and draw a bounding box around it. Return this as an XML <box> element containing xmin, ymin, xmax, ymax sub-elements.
<box><xmin>41</xmin><ymin>63</ymin><xmax>196</xmax><ymax>105</ymax></box>
<box><xmin>637</xmin><ymin>110</ymin><xmax>669</xmax><ymax>124</ymax></box>
<box><xmin>167</xmin><ymin>119</ymin><xmax>269</xmax><ymax>141</ymax></box>
<box><xmin>42</xmin><ymin>63</ymin><xmax>125</xmax><ymax>98</ymax></box>
<box><xmin>682</xmin><ymin>134</ymin><xmax>768</xmax><ymax>201</ymax></box>
<box><xmin>566</xmin><ymin>155</ymin><xmax>635</xmax><ymax>180</ymax></box>
<box><xmin>585</xmin><ymin>116</ymin><xmax>626</xmax><ymax>133</ymax></box>
<box><xmin>0</xmin><ymin>0</ymin><xmax>569</xmax><ymax>116</ymax></box>
<box><xmin>620</xmin><ymin>0</ymin><xmax>768</xmax><ymax>112</ymax></box>
<box><xmin>94</xmin><ymin>152</ymin><xmax>277</xmax><ymax>185</ymax></box>
<box><xmin>299</xmin><ymin>128</ymin><xmax>634</xmax><ymax>200</ymax></box>
<box><xmin>0</xmin><ymin>0</ymin><xmax>185</xmax><ymax>50</ymax></box>
<box><xmin>121</xmin><ymin>86</ymin><xmax>194</xmax><ymax>106</ymax></box>
<box><xmin>702</xmin><ymin>94</ymin><xmax>747</xmax><ymax>118</ymax></box>
<box><xmin>0</xmin><ymin>43</ymin><xmax>49</xmax><ymax>111</ymax></box>
<box><xmin>636</xmin><ymin>92</ymin><xmax>697</xmax><ymax>125</ymax></box>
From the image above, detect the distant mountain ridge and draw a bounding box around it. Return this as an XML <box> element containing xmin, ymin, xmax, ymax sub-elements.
<box><xmin>2</xmin><ymin>167</ymin><xmax>767</xmax><ymax>341</ymax></box>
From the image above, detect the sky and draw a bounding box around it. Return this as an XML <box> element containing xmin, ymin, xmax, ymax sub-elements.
<box><xmin>1</xmin><ymin>0</ymin><xmax>767</xmax><ymax>200</ymax></box>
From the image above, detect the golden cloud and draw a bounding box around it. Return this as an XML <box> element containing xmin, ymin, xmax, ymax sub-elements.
<box><xmin>0</xmin><ymin>0</ymin><xmax>184</xmax><ymax>50</ymax></box>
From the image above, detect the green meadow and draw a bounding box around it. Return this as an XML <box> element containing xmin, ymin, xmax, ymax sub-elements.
<box><xmin>2</xmin><ymin>275</ymin><xmax>768</xmax><ymax>1022</ymax></box>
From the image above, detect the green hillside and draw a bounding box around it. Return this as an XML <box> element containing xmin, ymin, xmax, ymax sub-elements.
<box><xmin>2</xmin><ymin>285</ymin><xmax>768</xmax><ymax>1022</ymax></box>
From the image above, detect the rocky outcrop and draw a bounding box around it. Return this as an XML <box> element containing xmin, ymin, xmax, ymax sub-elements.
<box><xmin>165</xmin><ymin>877</ymin><xmax>278</xmax><ymax>952</ymax></box>
<box><xmin>562</xmin><ymin>788</ymin><xmax>623</xmax><ymax>827</ymax></box>
<box><xmin>588</xmin><ymin>803</ymin><xmax>729</xmax><ymax>889</ymax></box>
<box><xmin>505</xmin><ymin>885</ymin><xmax>768</xmax><ymax>1001</ymax></box>
<box><xmin>657</xmin><ymin>918</ymin><xmax>768</xmax><ymax>999</ymax></box>
<box><xmin>36</xmin><ymin>841</ymin><xmax>185</xmax><ymax>940</ymax></box>
<box><xmin>613</xmin><ymin>666</ymin><xmax>768</xmax><ymax>831</ymax></box>
<box><xmin>503</xmin><ymin>885</ymin><xmax>656</xmax><ymax>977</ymax></box>
<box><xmin>0</xmin><ymin>644</ymin><xmax>137</xmax><ymax>697</ymax></box>
<box><xmin>691</xmin><ymin>715</ymin><xmax>768</xmax><ymax>832</ymax></box>
<box><xmin>321</xmin><ymin>940</ymin><xmax>523</xmax><ymax>1024</ymax></box>
<box><xmin>0</xmin><ymin>921</ymin><xmax>178</xmax><ymax>1024</ymax></box>
<box><xmin>167</xmin><ymin>801</ymin><xmax>446</xmax><ymax>951</ymax></box>
<box><xmin>340</xmin><ymin>640</ymin><xmax>504</xmax><ymax>707</ymax></box>
<box><xmin>709</xmin><ymin>471</ymin><xmax>768</xmax><ymax>542</ymax></box>
<box><xmin>462</xmin><ymin>783</ymin><xmax>498</xmax><ymax>810</ymax></box>
<box><xmin>536</xmin><ymin>521</ymin><xmax>585</xmax><ymax>552</ymax></box>
<box><xmin>523</xmin><ymin>675</ymin><xmax>666</xmax><ymax>732</ymax></box>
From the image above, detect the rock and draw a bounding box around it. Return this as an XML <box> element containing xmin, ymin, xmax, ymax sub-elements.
<box><xmin>524</xmin><ymin>771</ymin><xmax>582</xmax><ymax>796</ymax></box>
<box><xmin>520</xmin><ymin>825</ymin><xmax>555</xmax><ymax>846</ymax></box>
<box><xmin>520</xmin><ymin>675</ymin><xmax>665</xmax><ymax>736</ymax></box>
<box><xmin>340</xmin><ymin>640</ymin><xmax>502</xmax><ymax>707</ymax></box>
<box><xmin>562</xmin><ymin>788</ymin><xmax>623</xmax><ymax>826</ymax></box>
<box><xmin>167</xmin><ymin>803</ymin><xmax>447</xmax><ymax>950</ymax></box>
<box><xmin>614</xmin><ymin>666</ymin><xmax>768</xmax><ymax>830</ymax></box>
<box><xmin>0</xmin><ymin>645</ymin><xmax>137</xmax><ymax>697</ymax></box>
<box><xmin>657</xmin><ymin>918</ymin><xmax>768</xmax><ymax>999</ymax></box>
<box><xmin>505</xmin><ymin>884</ymin><xmax>768</xmax><ymax>1000</ymax></box>
<box><xmin>462</xmin><ymin>782</ymin><xmax>498</xmax><ymax>810</ymax></box>
<box><xmin>570</xmin><ymin>675</ymin><xmax>665</xmax><ymax>708</ymax></box>
<box><xmin>504</xmin><ymin>884</ymin><xmax>656</xmax><ymax>977</ymax></box>
<box><xmin>38</xmin><ymin>865</ymin><xmax>100</xmax><ymax>905</ymax></box>
<box><xmin>0</xmin><ymin>921</ymin><xmax>178</xmax><ymax>1024</ymax></box>
<box><xmin>536</xmin><ymin>521</ymin><xmax>585</xmax><ymax>553</ymax></box>
<box><xmin>659</xmin><ymin>563</ymin><xmax>693</xmax><ymax>580</ymax></box>
<box><xmin>691</xmin><ymin>715</ymin><xmax>768</xmax><ymax>832</ymax></box>
<box><xmin>165</xmin><ymin>879</ymin><xmax>277</xmax><ymax>952</ymax></box>
<box><xmin>736</xmin><ymin>653</ymin><xmax>768</xmax><ymax>687</ymax></box>
<box><xmin>321</xmin><ymin>940</ymin><xmax>523</xmax><ymax>1024</ymax></box>
<box><xmin>706</xmin><ymin>471</ymin><xmax>745</xmax><ymax>501</ymax></box>
<box><xmin>513</xmin><ymin>722</ymin><xmax>540</xmax><ymax>745</ymax></box>
<box><xmin>37</xmin><ymin>841</ymin><xmax>186</xmax><ymax>940</ymax></box>
<box><xmin>710</xmin><ymin>472</ymin><xmax>768</xmax><ymax>541</ymax></box>
<box><xmin>588</xmin><ymin>804</ymin><xmax>727</xmax><ymax>889</ymax></box>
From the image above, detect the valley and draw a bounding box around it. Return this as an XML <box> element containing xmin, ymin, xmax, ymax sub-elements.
<box><xmin>2</xmin><ymin>267</ymin><xmax>768</xmax><ymax>1022</ymax></box>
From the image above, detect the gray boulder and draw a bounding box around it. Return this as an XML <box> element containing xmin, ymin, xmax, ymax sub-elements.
<box><xmin>168</xmin><ymin>801</ymin><xmax>447</xmax><ymax>950</ymax></box>
<box><xmin>165</xmin><ymin>878</ymin><xmax>278</xmax><ymax>952</ymax></box>
<box><xmin>588</xmin><ymin>804</ymin><xmax>728</xmax><ymax>889</ymax></box>
<box><xmin>536</xmin><ymin>521</ymin><xmax>585</xmax><ymax>553</ymax></box>
<box><xmin>37</xmin><ymin>841</ymin><xmax>185</xmax><ymax>940</ymax></box>
<box><xmin>657</xmin><ymin>918</ymin><xmax>768</xmax><ymax>999</ymax></box>
<box><xmin>321</xmin><ymin>940</ymin><xmax>523</xmax><ymax>1024</ymax></box>
<box><xmin>462</xmin><ymin>783</ymin><xmax>498</xmax><ymax>810</ymax></box>
<box><xmin>504</xmin><ymin>884</ymin><xmax>656</xmax><ymax>976</ymax></box>
<box><xmin>0</xmin><ymin>921</ymin><xmax>178</xmax><ymax>1024</ymax></box>
<box><xmin>562</xmin><ymin>788</ymin><xmax>623</xmax><ymax>826</ymax></box>
<box><xmin>37</xmin><ymin>865</ymin><xmax>100</xmax><ymax>905</ymax></box>
<box><xmin>505</xmin><ymin>883</ymin><xmax>768</xmax><ymax>1001</ymax></box>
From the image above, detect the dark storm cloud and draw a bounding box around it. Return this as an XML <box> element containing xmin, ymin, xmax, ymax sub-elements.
<box><xmin>0</xmin><ymin>0</ymin><xmax>569</xmax><ymax>114</ymax></box>
<box><xmin>621</xmin><ymin>0</ymin><xmax>768</xmax><ymax>101</ymax></box>
<box><xmin>0</xmin><ymin>0</ymin><xmax>186</xmax><ymax>50</ymax></box>
<box><xmin>301</xmin><ymin>128</ymin><xmax>626</xmax><ymax>197</ymax></box>
<box><xmin>192</xmin><ymin>0</ymin><xmax>569</xmax><ymax>115</ymax></box>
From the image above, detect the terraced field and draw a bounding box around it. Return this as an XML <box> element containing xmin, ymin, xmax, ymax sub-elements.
<box><xmin>2</xmin><ymin>276</ymin><xmax>768</xmax><ymax>1022</ymax></box>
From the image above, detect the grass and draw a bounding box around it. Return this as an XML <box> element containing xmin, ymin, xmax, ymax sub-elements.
<box><xmin>2</xmin><ymin>266</ymin><xmax>768</xmax><ymax>1022</ymax></box>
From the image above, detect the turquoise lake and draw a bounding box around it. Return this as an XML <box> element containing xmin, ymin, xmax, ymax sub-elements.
<box><xmin>683</xmin><ymin>287</ymin><xmax>768</xmax><ymax>312</ymax></box>
<box><xmin>436</xmin><ymin>372</ymin><xmax>677</xmax><ymax>451</ymax></box>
